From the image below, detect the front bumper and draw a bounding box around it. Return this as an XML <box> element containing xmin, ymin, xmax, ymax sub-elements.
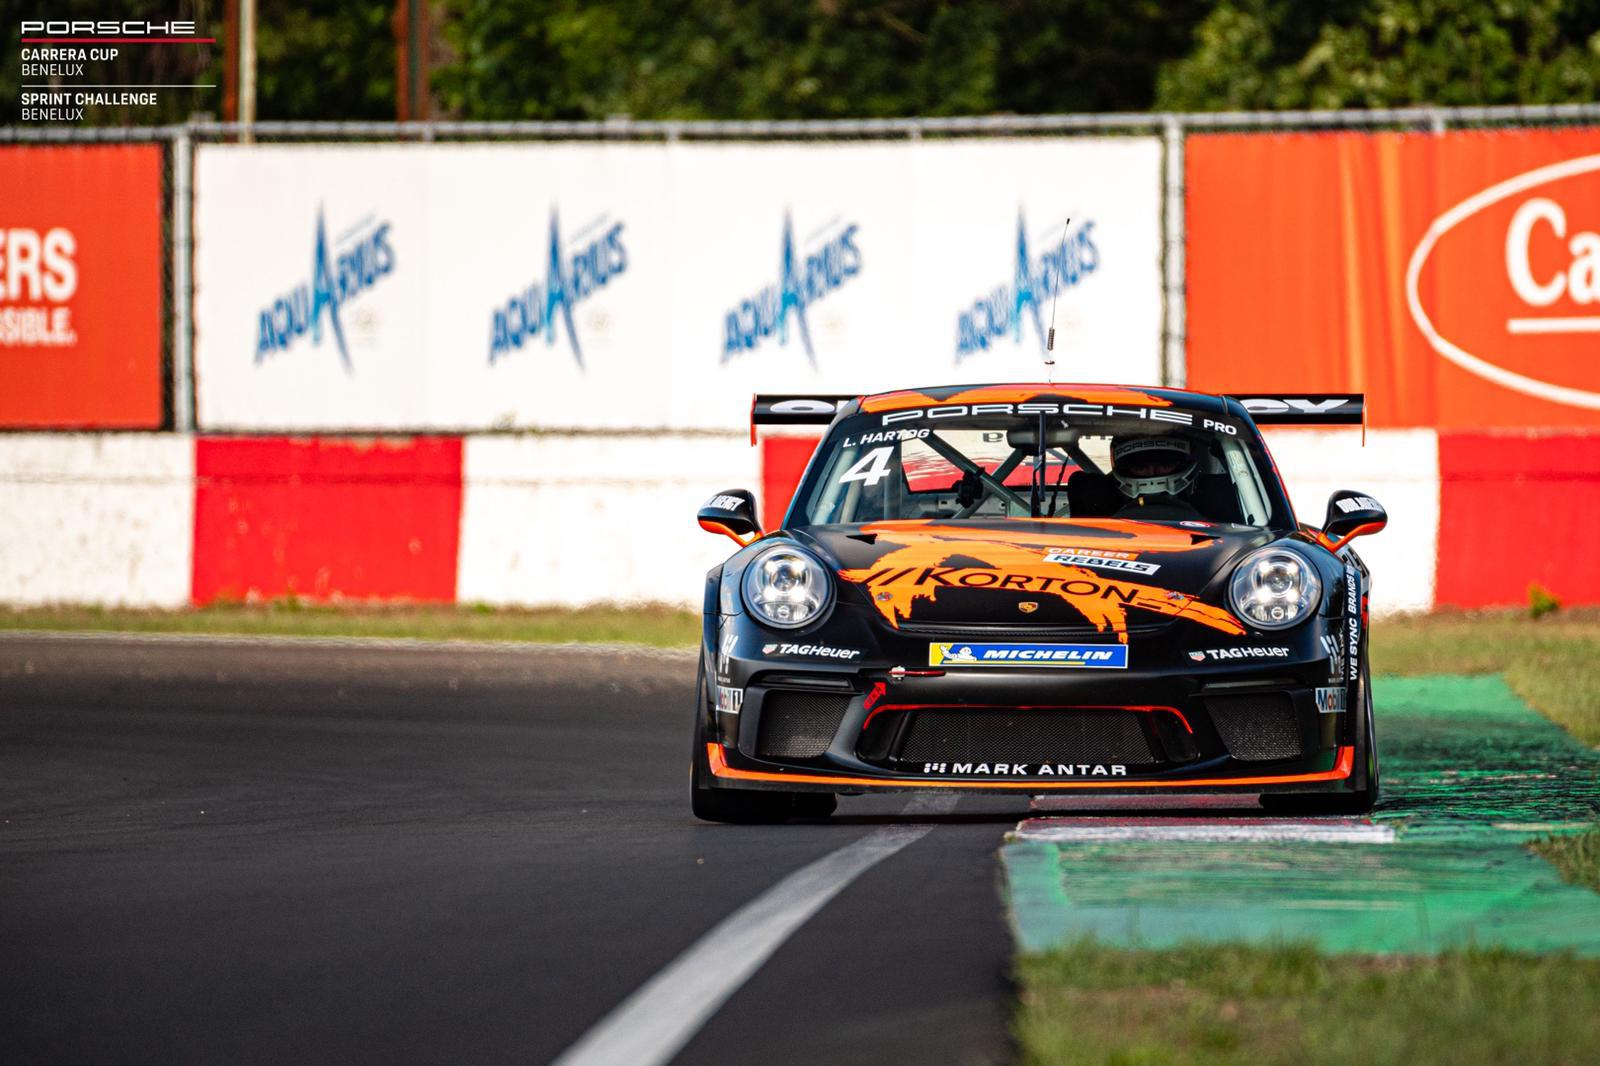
<box><xmin>703</xmin><ymin>613</ymin><xmax>1363</xmax><ymax>796</ymax></box>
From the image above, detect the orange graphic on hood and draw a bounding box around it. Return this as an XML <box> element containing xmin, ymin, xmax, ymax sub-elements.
<box><xmin>838</xmin><ymin>521</ymin><xmax>1244</xmax><ymax>639</ymax></box>
<box><xmin>859</xmin><ymin>384</ymin><xmax>1171</xmax><ymax>414</ymax></box>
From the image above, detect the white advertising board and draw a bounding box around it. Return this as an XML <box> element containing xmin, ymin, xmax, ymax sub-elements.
<box><xmin>194</xmin><ymin>139</ymin><xmax>1163</xmax><ymax>431</ymax></box>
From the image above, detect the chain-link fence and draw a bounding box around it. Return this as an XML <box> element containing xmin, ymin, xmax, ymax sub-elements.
<box><xmin>5</xmin><ymin>101</ymin><xmax>1600</xmax><ymax>429</ymax></box>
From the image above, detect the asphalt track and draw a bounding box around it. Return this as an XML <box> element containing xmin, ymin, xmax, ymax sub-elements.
<box><xmin>0</xmin><ymin>634</ymin><xmax>1029</xmax><ymax>1066</ymax></box>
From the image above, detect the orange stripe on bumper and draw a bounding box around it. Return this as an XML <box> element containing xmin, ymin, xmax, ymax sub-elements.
<box><xmin>707</xmin><ymin>744</ymin><xmax>1354</xmax><ymax>790</ymax></box>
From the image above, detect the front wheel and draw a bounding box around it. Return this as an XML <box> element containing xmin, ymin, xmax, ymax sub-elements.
<box><xmin>689</xmin><ymin>659</ymin><xmax>836</xmax><ymax>824</ymax></box>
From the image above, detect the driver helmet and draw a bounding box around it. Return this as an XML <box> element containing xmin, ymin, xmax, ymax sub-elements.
<box><xmin>1110</xmin><ymin>435</ymin><xmax>1197</xmax><ymax>499</ymax></box>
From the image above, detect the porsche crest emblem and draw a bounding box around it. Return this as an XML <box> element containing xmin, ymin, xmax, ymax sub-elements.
<box><xmin>1017</xmin><ymin>602</ymin><xmax>1039</xmax><ymax>614</ymax></box>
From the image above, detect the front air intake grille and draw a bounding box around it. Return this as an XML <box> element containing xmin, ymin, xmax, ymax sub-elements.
<box><xmin>898</xmin><ymin>709</ymin><xmax>1158</xmax><ymax>766</ymax></box>
<box><xmin>756</xmin><ymin>691</ymin><xmax>851</xmax><ymax>759</ymax></box>
<box><xmin>1206</xmin><ymin>693</ymin><xmax>1303</xmax><ymax>761</ymax></box>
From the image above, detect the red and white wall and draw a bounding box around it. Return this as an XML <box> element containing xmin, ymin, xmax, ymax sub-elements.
<box><xmin>0</xmin><ymin>433</ymin><xmax>754</xmax><ymax>610</ymax></box>
<box><xmin>3</xmin><ymin>428</ymin><xmax>1595</xmax><ymax>615</ymax></box>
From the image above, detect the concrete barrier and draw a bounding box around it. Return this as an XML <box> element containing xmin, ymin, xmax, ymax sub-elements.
<box><xmin>0</xmin><ymin>434</ymin><xmax>193</xmax><ymax>606</ymax></box>
<box><xmin>457</xmin><ymin>434</ymin><xmax>760</xmax><ymax>607</ymax></box>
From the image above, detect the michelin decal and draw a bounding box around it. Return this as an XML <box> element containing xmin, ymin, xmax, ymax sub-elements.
<box><xmin>930</xmin><ymin>642</ymin><xmax>1128</xmax><ymax>669</ymax></box>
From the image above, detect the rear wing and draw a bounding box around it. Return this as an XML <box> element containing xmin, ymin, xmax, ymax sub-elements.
<box><xmin>1228</xmin><ymin>394</ymin><xmax>1364</xmax><ymax>425</ymax></box>
<box><xmin>750</xmin><ymin>394</ymin><xmax>855</xmax><ymax>444</ymax></box>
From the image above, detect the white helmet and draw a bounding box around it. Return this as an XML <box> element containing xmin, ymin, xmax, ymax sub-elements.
<box><xmin>1111</xmin><ymin>435</ymin><xmax>1197</xmax><ymax>499</ymax></box>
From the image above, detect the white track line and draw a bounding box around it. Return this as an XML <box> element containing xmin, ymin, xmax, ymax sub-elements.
<box><xmin>550</xmin><ymin>794</ymin><xmax>958</xmax><ymax>1066</ymax></box>
<box><xmin>1013</xmin><ymin>817</ymin><xmax>1394</xmax><ymax>844</ymax></box>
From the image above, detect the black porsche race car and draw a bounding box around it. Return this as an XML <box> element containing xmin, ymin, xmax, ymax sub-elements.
<box><xmin>691</xmin><ymin>383</ymin><xmax>1387</xmax><ymax>822</ymax></box>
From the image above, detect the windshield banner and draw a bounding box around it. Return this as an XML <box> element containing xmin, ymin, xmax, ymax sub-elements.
<box><xmin>193</xmin><ymin>140</ymin><xmax>1162</xmax><ymax>431</ymax></box>
<box><xmin>1186</xmin><ymin>127</ymin><xmax>1600</xmax><ymax>429</ymax></box>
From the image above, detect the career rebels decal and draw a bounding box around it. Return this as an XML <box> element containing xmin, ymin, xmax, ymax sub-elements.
<box><xmin>838</xmin><ymin>521</ymin><xmax>1243</xmax><ymax>637</ymax></box>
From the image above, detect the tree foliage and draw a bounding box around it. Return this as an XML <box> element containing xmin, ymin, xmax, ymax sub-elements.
<box><xmin>256</xmin><ymin>0</ymin><xmax>397</xmax><ymax>120</ymax></box>
<box><xmin>431</xmin><ymin>0</ymin><xmax>1212</xmax><ymax>120</ymax></box>
<box><xmin>17</xmin><ymin>0</ymin><xmax>1600</xmax><ymax>126</ymax></box>
<box><xmin>1155</xmin><ymin>0</ymin><xmax>1600</xmax><ymax>110</ymax></box>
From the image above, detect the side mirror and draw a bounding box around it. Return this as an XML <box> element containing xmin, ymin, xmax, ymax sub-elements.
<box><xmin>698</xmin><ymin>489</ymin><xmax>762</xmax><ymax>547</ymax></box>
<box><xmin>1323</xmin><ymin>490</ymin><xmax>1387</xmax><ymax>553</ymax></box>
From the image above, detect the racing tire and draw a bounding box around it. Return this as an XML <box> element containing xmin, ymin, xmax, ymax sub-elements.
<box><xmin>689</xmin><ymin>660</ymin><xmax>836</xmax><ymax>824</ymax></box>
<box><xmin>1261</xmin><ymin>668</ymin><xmax>1379</xmax><ymax>816</ymax></box>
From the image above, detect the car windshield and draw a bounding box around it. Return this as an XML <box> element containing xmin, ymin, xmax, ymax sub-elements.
<box><xmin>793</xmin><ymin>407</ymin><xmax>1287</xmax><ymax>528</ymax></box>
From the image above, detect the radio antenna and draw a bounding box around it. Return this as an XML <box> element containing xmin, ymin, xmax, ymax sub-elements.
<box><xmin>1044</xmin><ymin>217</ymin><xmax>1070</xmax><ymax>383</ymax></box>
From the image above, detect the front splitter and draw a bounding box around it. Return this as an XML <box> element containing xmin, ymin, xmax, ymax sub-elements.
<box><xmin>707</xmin><ymin>743</ymin><xmax>1354</xmax><ymax>793</ymax></box>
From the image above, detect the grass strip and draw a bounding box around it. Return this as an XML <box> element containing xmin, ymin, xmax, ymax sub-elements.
<box><xmin>1016</xmin><ymin>940</ymin><xmax>1600</xmax><ymax>1066</ymax></box>
<box><xmin>1370</xmin><ymin>610</ymin><xmax>1600</xmax><ymax>746</ymax></box>
<box><xmin>1531</xmin><ymin>826</ymin><xmax>1600</xmax><ymax>894</ymax></box>
<box><xmin>0</xmin><ymin>602</ymin><xmax>701</xmax><ymax>648</ymax></box>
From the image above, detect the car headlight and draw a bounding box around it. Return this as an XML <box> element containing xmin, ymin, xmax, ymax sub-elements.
<box><xmin>742</xmin><ymin>545</ymin><xmax>833</xmax><ymax>628</ymax></box>
<box><xmin>1228</xmin><ymin>547</ymin><xmax>1322</xmax><ymax>630</ymax></box>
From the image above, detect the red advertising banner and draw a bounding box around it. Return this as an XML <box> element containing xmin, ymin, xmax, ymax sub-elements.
<box><xmin>192</xmin><ymin>437</ymin><xmax>464</xmax><ymax>605</ymax></box>
<box><xmin>0</xmin><ymin>146</ymin><xmax>163</xmax><ymax>428</ymax></box>
<box><xmin>1436</xmin><ymin>431</ymin><xmax>1600</xmax><ymax>608</ymax></box>
<box><xmin>1187</xmin><ymin>128</ymin><xmax>1600</xmax><ymax>429</ymax></box>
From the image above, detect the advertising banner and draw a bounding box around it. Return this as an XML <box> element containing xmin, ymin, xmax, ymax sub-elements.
<box><xmin>0</xmin><ymin>146</ymin><xmax>163</xmax><ymax>428</ymax></box>
<box><xmin>194</xmin><ymin>146</ymin><xmax>431</xmax><ymax>430</ymax></box>
<box><xmin>663</xmin><ymin>139</ymin><xmax>1163</xmax><ymax>429</ymax></box>
<box><xmin>1187</xmin><ymin>128</ymin><xmax>1600</xmax><ymax>428</ymax></box>
<box><xmin>194</xmin><ymin>139</ymin><xmax>1163</xmax><ymax>431</ymax></box>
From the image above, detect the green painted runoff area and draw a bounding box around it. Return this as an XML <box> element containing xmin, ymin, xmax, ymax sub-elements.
<box><xmin>1005</xmin><ymin>676</ymin><xmax>1600</xmax><ymax>955</ymax></box>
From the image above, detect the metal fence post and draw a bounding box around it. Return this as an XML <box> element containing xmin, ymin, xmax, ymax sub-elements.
<box><xmin>172</xmin><ymin>127</ymin><xmax>194</xmax><ymax>432</ymax></box>
<box><xmin>1162</xmin><ymin>115</ymin><xmax>1187</xmax><ymax>389</ymax></box>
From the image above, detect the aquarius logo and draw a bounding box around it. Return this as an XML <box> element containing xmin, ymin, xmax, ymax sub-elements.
<box><xmin>722</xmin><ymin>211</ymin><xmax>861</xmax><ymax>367</ymax></box>
<box><xmin>489</xmin><ymin>211</ymin><xmax>628</xmax><ymax>369</ymax></box>
<box><xmin>255</xmin><ymin>206</ymin><xmax>395</xmax><ymax>371</ymax></box>
<box><xmin>955</xmin><ymin>212</ymin><xmax>1099</xmax><ymax>362</ymax></box>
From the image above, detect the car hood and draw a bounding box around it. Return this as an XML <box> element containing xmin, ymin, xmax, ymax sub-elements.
<box><xmin>793</xmin><ymin>518</ymin><xmax>1275</xmax><ymax>638</ymax></box>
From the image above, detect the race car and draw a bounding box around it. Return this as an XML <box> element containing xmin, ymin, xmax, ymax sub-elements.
<box><xmin>691</xmin><ymin>384</ymin><xmax>1387</xmax><ymax>822</ymax></box>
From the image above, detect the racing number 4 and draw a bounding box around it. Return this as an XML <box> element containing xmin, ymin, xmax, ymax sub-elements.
<box><xmin>840</xmin><ymin>446</ymin><xmax>894</xmax><ymax>488</ymax></box>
